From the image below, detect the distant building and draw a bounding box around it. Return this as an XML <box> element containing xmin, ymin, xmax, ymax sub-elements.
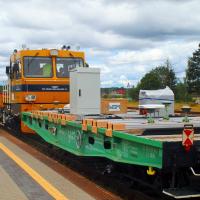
<box><xmin>101</xmin><ymin>87</ymin><xmax>126</xmax><ymax>98</ymax></box>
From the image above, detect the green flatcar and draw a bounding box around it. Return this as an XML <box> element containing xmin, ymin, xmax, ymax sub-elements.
<box><xmin>22</xmin><ymin>111</ymin><xmax>200</xmax><ymax>199</ymax></box>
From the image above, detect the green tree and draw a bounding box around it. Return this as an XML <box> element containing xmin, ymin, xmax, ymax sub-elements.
<box><xmin>175</xmin><ymin>79</ymin><xmax>192</xmax><ymax>102</ymax></box>
<box><xmin>128</xmin><ymin>60</ymin><xmax>177</xmax><ymax>100</ymax></box>
<box><xmin>128</xmin><ymin>85</ymin><xmax>139</xmax><ymax>100</ymax></box>
<box><xmin>154</xmin><ymin>60</ymin><xmax>177</xmax><ymax>91</ymax></box>
<box><xmin>138</xmin><ymin>60</ymin><xmax>177</xmax><ymax>91</ymax></box>
<box><xmin>186</xmin><ymin>43</ymin><xmax>200</xmax><ymax>95</ymax></box>
<box><xmin>139</xmin><ymin>71</ymin><xmax>162</xmax><ymax>90</ymax></box>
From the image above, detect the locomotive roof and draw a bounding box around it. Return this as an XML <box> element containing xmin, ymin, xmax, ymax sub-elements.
<box><xmin>10</xmin><ymin>49</ymin><xmax>85</xmax><ymax>62</ymax></box>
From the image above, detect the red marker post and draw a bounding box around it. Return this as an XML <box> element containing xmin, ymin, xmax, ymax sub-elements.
<box><xmin>182</xmin><ymin>124</ymin><xmax>194</xmax><ymax>152</ymax></box>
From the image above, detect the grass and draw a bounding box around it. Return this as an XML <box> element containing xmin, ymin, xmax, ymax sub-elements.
<box><xmin>175</xmin><ymin>102</ymin><xmax>200</xmax><ymax>112</ymax></box>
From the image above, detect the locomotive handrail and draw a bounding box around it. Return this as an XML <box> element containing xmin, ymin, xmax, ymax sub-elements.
<box><xmin>190</xmin><ymin>167</ymin><xmax>200</xmax><ymax>176</ymax></box>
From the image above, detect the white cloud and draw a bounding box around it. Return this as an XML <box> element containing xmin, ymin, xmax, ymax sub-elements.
<box><xmin>118</xmin><ymin>75</ymin><xmax>133</xmax><ymax>88</ymax></box>
<box><xmin>90</xmin><ymin>41</ymin><xmax>198</xmax><ymax>87</ymax></box>
<box><xmin>0</xmin><ymin>0</ymin><xmax>200</xmax><ymax>87</ymax></box>
<box><xmin>109</xmin><ymin>49</ymin><xmax>164</xmax><ymax>65</ymax></box>
<box><xmin>101</xmin><ymin>80</ymin><xmax>114</xmax><ymax>87</ymax></box>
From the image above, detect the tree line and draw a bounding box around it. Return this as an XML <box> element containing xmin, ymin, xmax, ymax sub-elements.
<box><xmin>129</xmin><ymin>44</ymin><xmax>200</xmax><ymax>102</ymax></box>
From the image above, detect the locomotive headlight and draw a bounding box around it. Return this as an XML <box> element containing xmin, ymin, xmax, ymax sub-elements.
<box><xmin>50</xmin><ymin>49</ymin><xmax>58</xmax><ymax>56</ymax></box>
<box><xmin>25</xmin><ymin>94</ymin><xmax>36</xmax><ymax>102</ymax></box>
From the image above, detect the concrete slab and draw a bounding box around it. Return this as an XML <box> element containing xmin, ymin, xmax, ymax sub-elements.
<box><xmin>0</xmin><ymin>150</ymin><xmax>53</xmax><ymax>200</ymax></box>
<box><xmin>0</xmin><ymin>166</ymin><xmax>28</xmax><ymax>200</ymax></box>
<box><xmin>0</xmin><ymin>136</ymin><xmax>95</xmax><ymax>200</ymax></box>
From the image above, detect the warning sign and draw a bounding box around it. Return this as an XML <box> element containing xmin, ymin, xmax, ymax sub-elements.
<box><xmin>182</xmin><ymin>124</ymin><xmax>194</xmax><ymax>151</ymax></box>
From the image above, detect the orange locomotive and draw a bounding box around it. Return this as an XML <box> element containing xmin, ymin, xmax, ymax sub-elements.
<box><xmin>1</xmin><ymin>47</ymin><xmax>85</xmax><ymax>133</ymax></box>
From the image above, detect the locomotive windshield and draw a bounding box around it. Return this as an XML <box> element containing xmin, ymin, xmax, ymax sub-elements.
<box><xmin>56</xmin><ymin>58</ymin><xmax>84</xmax><ymax>78</ymax></box>
<box><xmin>24</xmin><ymin>57</ymin><xmax>53</xmax><ymax>78</ymax></box>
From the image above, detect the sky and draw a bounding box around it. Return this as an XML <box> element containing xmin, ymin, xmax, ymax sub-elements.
<box><xmin>0</xmin><ymin>0</ymin><xmax>200</xmax><ymax>87</ymax></box>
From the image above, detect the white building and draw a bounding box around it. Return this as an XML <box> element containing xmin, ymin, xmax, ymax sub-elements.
<box><xmin>139</xmin><ymin>86</ymin><xmax>174</xmax><ymax>117</ymax></box>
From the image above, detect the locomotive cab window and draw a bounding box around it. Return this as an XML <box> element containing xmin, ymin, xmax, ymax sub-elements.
<box><xmin>24</xmin><ymin>57</ymin><xmax>53</xmax><ymax>78</ymax></box>
<box><xmin>56</xmin><ymin>58</ymin><xmax>84</xmax><ymax>78</ymax></box>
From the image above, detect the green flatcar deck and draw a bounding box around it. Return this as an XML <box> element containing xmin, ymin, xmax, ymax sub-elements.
<box><xmin>21</xmin><ymin>111</ymin><xmax>200</xmax><ymax>170</ymax></box>
<box><xmin>21</xmin><ymin>111</ymin><xmax>200</xmax><ymax>198</ymax></box>
<box><xmin>22</xmin><ymin>111</ymin><xmax>163</xmax><ymax>169</ymax></box>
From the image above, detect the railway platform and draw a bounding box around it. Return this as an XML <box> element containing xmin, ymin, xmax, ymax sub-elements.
<box><xmin>0</xmin><ymin>129</ymin><xmax>119</xmax><ymax>200</ymax></box>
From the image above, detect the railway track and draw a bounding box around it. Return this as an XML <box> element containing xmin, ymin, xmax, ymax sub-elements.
<box><xmin>1</xmin><ymin>126</ymin><xmax>173</xmax><ymax>200</ymax></box>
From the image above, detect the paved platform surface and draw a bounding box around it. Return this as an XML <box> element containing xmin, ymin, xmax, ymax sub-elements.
<box><xmin>0</xmin><ymin>136</ymin><xmax>95</xmax><ymax>200</ymax></box>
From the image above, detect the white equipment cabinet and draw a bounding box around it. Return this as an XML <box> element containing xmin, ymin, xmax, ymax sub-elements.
<box><xmin>70</xmin><ymin>67</ymin><xmax>101</xmax><ymax>115</ymax></box>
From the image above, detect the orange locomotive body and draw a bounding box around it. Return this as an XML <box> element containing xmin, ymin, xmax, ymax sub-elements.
<box><xmin>1</xmin><ymin>47</ymin><xmax>85</xmax><ymax>133</ymax></box>
<box><xmin>0</xmin><ymin>92</ymin><xmax>3</xmax><ymax>109</ymax></box>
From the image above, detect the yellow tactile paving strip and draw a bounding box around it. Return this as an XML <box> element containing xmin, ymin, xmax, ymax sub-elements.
<box><xmin>0</xmin><ymin>143</ymin><xmax>68</xmax><ymax>200</ymax></box>
<box><xmin>0</xmin><ymin>136</ymin><xmax>95</xmax><ymax>200</ymax></box>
